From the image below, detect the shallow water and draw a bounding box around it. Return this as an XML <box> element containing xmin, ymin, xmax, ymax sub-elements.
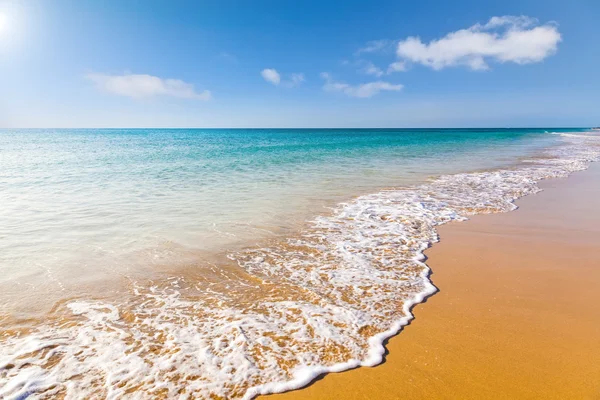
<box><xmin>0</xmin><ymin>129</ymin><xmax>562</xmax><ymax>297</ymax></box>
<box><xmin>0</xmin><ymin>128</ymin><xmax>598</xmax><ymax>399</ymax></box>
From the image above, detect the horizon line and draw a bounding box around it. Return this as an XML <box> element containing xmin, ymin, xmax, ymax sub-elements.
<box><xmin>0</xmin><ymin>126</ymin><xmax>590</xmax><ymax>130</ymax></box>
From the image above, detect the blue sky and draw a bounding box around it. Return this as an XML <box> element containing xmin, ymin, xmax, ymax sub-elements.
<box><xmin>0</xmin><ymin>0</ymin><xmax>599</xmax><ymax>128</ymax></box>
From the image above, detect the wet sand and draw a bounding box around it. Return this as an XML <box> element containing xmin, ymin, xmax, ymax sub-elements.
<box><xmin>267</xmin><ymin>162</ymin><xmax>600</xmax><ymax>400</ymax></box>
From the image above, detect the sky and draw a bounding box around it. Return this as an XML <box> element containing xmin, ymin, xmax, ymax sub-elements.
<box><xmin>0</xmin><ymin>0</ymin><xmax>599</xmax><ymax>128</ymax></box>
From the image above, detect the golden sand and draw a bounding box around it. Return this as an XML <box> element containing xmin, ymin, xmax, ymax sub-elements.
<box><xmin>265</xmin><ymin>163</ymin><xmax>600</xmax><ymax>399</ymax></box>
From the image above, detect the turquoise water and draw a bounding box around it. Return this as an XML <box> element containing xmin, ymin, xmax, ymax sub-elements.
<box><xmin>0</xmin><ymin>128</ymin><xmax>578</xmax><ymax>302</ymax></box>
<box><xmin>1</xmin><ymin>128</ymin><xmax>598</xmax><ymax>400</ymax></box>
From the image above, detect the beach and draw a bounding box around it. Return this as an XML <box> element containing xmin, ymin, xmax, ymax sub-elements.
<box><xmin>1</xmin><ymin>129</ymin><xmax>598</xmax><ymax>399</ymax></box>
<box><xmin>266</xmin><ymin>160</ymin><xmax>600</xmax><ymax>399</ymax></box>
<box><xmin>3</xmin><ymin>0</ymin><xmax>599</xmax><ymax>397</ymax></box>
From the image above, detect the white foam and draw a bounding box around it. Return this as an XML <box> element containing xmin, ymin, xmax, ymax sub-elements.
<box><xmin>1</xmin><ymin>132</ymin><xmax>599</xmax><ymax>399</ymax></box>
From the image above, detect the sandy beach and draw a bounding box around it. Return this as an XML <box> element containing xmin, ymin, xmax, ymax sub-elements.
<box><xmin>3</xmin><ymin>1</ymin><xmax>600</xmax><ymax>397</ymax></box>
<box><xmin>266</xmin><ymin>162</ymin><xmax>600</xmax><ymax>399</ymax></box>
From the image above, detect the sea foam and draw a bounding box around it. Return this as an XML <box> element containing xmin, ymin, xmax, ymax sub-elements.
<box><xmin>0</xmin><ymin>132</ymin><xmax>599</xmax><ymax>400</ymax></box>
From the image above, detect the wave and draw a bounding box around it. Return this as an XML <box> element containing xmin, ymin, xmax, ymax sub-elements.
<box><xmin>550</xmin><ymin>131</ymin><xmax>595</xmax><ymax>138</ymax></box>
<box><xmin>1</xmin><ymin>133</ymin><xmax>599</xmax><ymax>400</ymax></box>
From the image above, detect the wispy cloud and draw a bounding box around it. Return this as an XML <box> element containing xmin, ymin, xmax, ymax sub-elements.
<box><xmin>387</xmin><ymin>61</ymin><xmax>407</xmax><ymax>73</ymax></box>
<box><xmin>362</xmin><ymin>62</ymin><xmax>384</xmax><ymax>77</ymax></box>
<box><xmin>483</xmin><ymin>15</ymin><xmax>537</xmax><ymax>29</ymax></box>
<box><xmin>351</xmin><ymin>59</ymin><xmax>405</xmax><ymax>76</ymax></box>
<box><xmin>396</xmin><ymin>15</ymin><xmax>561</xmax><ymax>70</ymax></box>
<box><xmin>320</xmin><ymin>72</ymin><xmax>403</xmax><ymax>98</ymax></box>
<box><xmin>289</xmin><ymin>73</ymin><xmax>305</xmax><ymax>87</ymax></box>
<box><xmin>355</xmin><ymin>39</ymin><xmax>395</xmax><ymax>55</ymax></box>
<box><xmin>86</xmin><ymin>73</ymin><xmax>211</xmax><ymax>100</ymax></box>
<box><xmin>261</xmin><ymin>69</ymin><xmax>305</xmax><ymax>87</ymax></box>
<box><xmin>218</xmin><ymin>52</ymin><xmax>238</xmax><ymax>63</ymax></box>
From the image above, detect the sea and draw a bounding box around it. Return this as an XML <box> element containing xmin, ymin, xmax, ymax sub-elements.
<box><xmin>0</xmin><ymin>128</ymin><xmax>599</xmax><ymax>399</ymax></box>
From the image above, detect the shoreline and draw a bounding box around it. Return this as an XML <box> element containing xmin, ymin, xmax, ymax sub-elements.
<box><xmin>264</xmin><ymin>159</ymin><xmax>600</xmax><ymax>399</ymax></box>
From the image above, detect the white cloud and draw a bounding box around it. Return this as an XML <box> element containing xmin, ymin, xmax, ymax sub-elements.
<box><xmin>321</xmin><ymin>72</ymin><xmax>403</xmax><ymax>98</ymax></box>
<box><xmin>395</xmin><ymin>15</ymin><xmax>561</xmax><ymax>71</ymax></box>
<box><xmin>86</xmin><ymin>73</ymin><xmax>211</xmax><ymax>100</ymax></box>
<box><xmin>387</xmin><ymin>61</ymin><xmax>407</xmax><ymax>73</ymax></box>
<box><xmin>262</xmin><ymin>69</ymin><xmax>305</xmax><ymax>87</ymax></box>
<box><xmin>261</xmin><ymin>68</ymin><xmax>281</xmax><ymax>85</ymax></box>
